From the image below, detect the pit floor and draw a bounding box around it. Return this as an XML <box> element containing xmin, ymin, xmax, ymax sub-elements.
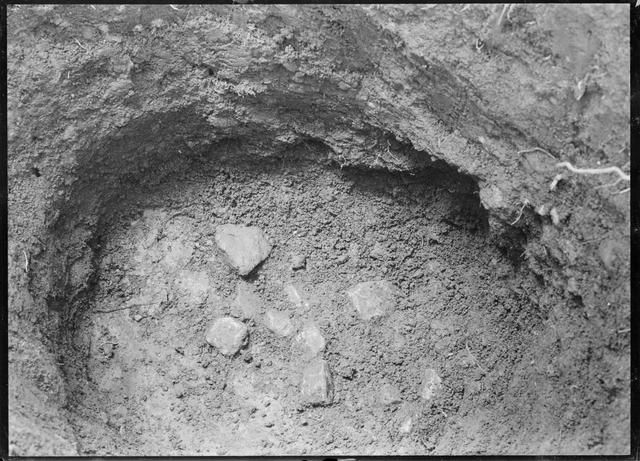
<box><xmin>63</xmin><ymin>156</ymin><xmax>545</xmax><ymax>455</ymax></box>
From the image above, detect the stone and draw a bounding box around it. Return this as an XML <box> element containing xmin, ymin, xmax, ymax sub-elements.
<box><xmin>346</xmin><ymin>280</ymin><xmax>397</xmax><ymax>320</ymax></box>
<box><xmin>174</xmin><ymin>270</ymin><xmax>211</xmax><ymax>306</ymax></box>
<box><xmin>399</xmin><ymin>417</ymin><xmax>412</xmax><ymax>434</ymax></box>
<box><xmin>215</xmin><ymin>224</ymin><xmax>272</xmax><ymax>276</ymax></box>
<box><xmin>420</xmin><ymin>368</ymin><xmax>443</xmax><ymax>401</ymax></box>
<box><xmin>379</xmin><ymin>383</ymin><xmax>402</xmax><ymax>405</ymax></box>
<box><xmin>264</xmin><ymin>309</ymin><xmax>295</xmax><ymax>337</ymax></box>
<box><xmin>291</xmin><ymin>254</ymin><xmax>306</xmax><ymax>270</ymax></box>
<box><xmin>284</xmin><ymin>284</ymin><xmax>310</xmax><ymax>309</ymax></box>
<box><xmin>233</xmin><ymin>281</ymin><xmax>262</xmax><ymax>320</ymax></box>
<box><xmin>301</xmin><ymin>359</ymin><xmax>333</xmax><ymax>405</ymax></box>
<box><xmin>369</xmin><ymin>242</ymin><xmax>390</xmax><ymax>260</ymax></box>
<box><xmin>294</xmin><ymin>324</ymin><xmax>326</xmax><ymax>359</ymax></box>
<box><xmin>205</xmin><ymin>317</ymin><xmax>249</xmax><ymax>356</ymax></box>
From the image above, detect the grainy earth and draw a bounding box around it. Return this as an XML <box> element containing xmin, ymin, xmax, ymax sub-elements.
<box><xmin>7</xmin><ymin>4</ymin><xmax>630</xmax><ymax>456</ymax></box>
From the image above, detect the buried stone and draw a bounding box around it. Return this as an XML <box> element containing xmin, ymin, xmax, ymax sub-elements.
<box><xmin>300</xmin><ymin>359</ymin><xmax>334</xmax><ymax>405</ymax></box>
<box><xmin>294</xmin><ymin>324</ymin><xmax>326</xmax><ymax>360</ymax></box>
<box><xmin>346</xmin><ymin>280</ymin><xmax>397</xmax><ymax>320</ymax></box>
<box><xmin>264</xmin><ymin>309</ymin><xmax>295</xmax><ymax>337</ymax></box>
<box><xmin>215</xmin><ymin>224</ymin><xmax>272</xmax><ymax>276</ymax></box>
<box><xmin>421</xmin><ymin>368</ymin><xmax>443</xmax><ymax>401</ymax></box>
<box><xmin>205</xmin><ymin>317</ymin><xmax>249</xmax><ymax>356</ymax></box>
<box><xmin>233</xmin><ymin>281</ymin><xmax>262</xmax><ymax>321</ymax></box>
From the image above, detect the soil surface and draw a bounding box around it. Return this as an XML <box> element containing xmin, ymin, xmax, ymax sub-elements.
<box><xmin>7</xmin><ymin>4</ymin><xmax>630</xmax><ymax>456</ymax></box>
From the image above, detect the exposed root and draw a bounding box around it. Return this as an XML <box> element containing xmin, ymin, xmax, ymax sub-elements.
<box><xmin>466</xmin><ymin>341</ymin><xmax>487</xmax><ymax>374</ymax></box>
<box><xmin>517</xmin><ymin>147</ymin><xmax>557</xmax><ymax>160</ymax></box>
<box><xmin>74</xmin><ymin>38</ymin><xmax>89</xmax><ymax>52</ymax></box>
<box><xmin>23</xmin><ymin>250</ymin><xmax>28</xmax><ymax>273</ymax></box>
<box><xmin>510</xmin><ymin>199</ymin><xmax>529</xmax><ymax>225</ymax></box>
<box><xmin>549</xmin><ymin>174</ymin><xmax>563</xmax><ymax>191</ymax></box>
<box><xmin>556</xmin><ymin>161</ymin><xmax>630</xmax><ymax>182</ymax></box>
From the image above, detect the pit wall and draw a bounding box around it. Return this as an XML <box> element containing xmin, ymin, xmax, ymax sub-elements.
<box><xmin>7</xmin><ymin>4</ymin><xmax>629</xmax><ymax>455</ymax></box>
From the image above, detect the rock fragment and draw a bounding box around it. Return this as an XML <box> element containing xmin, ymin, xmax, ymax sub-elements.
<box><xmin>233</xmin><ymin>281</ymin><xmax>262</xmax><ymax>320</ymax></box>
<box><xmin>301</xmin><ymin>359</ymin><xmax>333</xmax><ymax>405</ymax></box>
<box><xmin>399</xmin><ymin>417</ymin><xmax>412</xmax><ymax>434</ymax></box>
<box><xmin>264</xmin><ymin>309</ymin><xmax>295</xmax><ymax>337</ymax></box>
<box><xmin>346</xmin><ymin>280</ymin><xmax>396</xmax><ymax>320</ymax></box>
<box><xmin>215</xmin><ymin>224</ymin><xmax>272</xmax><ymax>276</ymax></box>
<box><xmin>205</xmin><ymin>317</ymin><xmax>249</xmax><ymax>356</ymax></box>
<box><xmin>294</xmin><ymin>324</ymin><xmax>326</xmax><ymax>359</ymax></box>
<box><xmin>379</xmin><ymin>383</ymin><xmax>402</xmax><ymax>405</ymax></box>
<box><xmin>291</xmin><ymin>254</ymin><xmax>306</xmax><ymax>270</ymax></box>
<box><xmin>421</xmin><ymin>368</ymin><xmax>443</xmax><ymax>401</ymax></box>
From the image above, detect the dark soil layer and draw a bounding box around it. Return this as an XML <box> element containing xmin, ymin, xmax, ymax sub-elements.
<box><xmin>7</xmin><ymin>4</ymin><xmax>629</xmax><ymax>456</ymax></box>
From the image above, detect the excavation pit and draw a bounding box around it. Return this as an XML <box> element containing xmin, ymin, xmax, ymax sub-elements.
<box><xmin>8</xmin><ymin>4</ymin><xmax>630</xmax><ymax>457</ymax></box>
<box><xmin>37</xmin><ymin>140</ymin><xmax>549</xmax><ymax>455</ymax></box>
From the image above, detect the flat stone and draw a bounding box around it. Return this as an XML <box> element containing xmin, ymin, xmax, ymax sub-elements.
<box><xmin>205</xmin><ymin>317</ymin><xmax>249</xmax><ymax>356</ymax></box>
<box><xmin>294</xmin><ymin>324</ymin><xmax>326</xmax><ymax>359</ymax></box>
<box><xmin>301</xmin><ymin>359</ymin><xmax>333</xmax><ymax>405</ymax></box>
<box><xmin>264</xmin><ymin>309</ymin><xmax>295</xmax><ymax>337</ymax></box>
<box><xmin>215</xmin><ymin>224</ymin><xmax>272</xmax><ymax>276</ymax></box>
<box><xmin>233</xmin><ymin>281</ymin><xmax>262</xmax><ymax>320</ymax></box>
<box><xmin>291</xmin><ymin>254</ymin><xmax>306</xmax><ymax>270</ymax></box>
<box><xmin>421</xmin><ymin>368</ymin><xmax>443</xmax><ymax>401</ymax></box>
<box><xmin>284</xmin><ymin>284</ymin><xmax>311</xmax><ymax>309</ymax></box>
<box><xmin>174</xmin><ymin>270</ymin><xmax>211</xmax><ymax>306</ymax></box>
<box><xmin>346</xmin><ymin>280</ymin><xmax>396</xmax><ymax>320</ymax></box>
<box><xmin>399</xmin><ymin>417</ymin><xmax>412</xmax><ymax>434</ymax></box>
<box><xmin>379</xmin><ymin>383</ymin><xmax>402</xmax><ymax>405</ymax></box>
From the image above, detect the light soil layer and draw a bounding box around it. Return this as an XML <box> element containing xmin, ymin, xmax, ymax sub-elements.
<box><xmin>7</xmin><ymin>4</ymin><xmax>629</xmax><ymax>456</ymax></box>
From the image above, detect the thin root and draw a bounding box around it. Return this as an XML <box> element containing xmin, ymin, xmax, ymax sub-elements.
<box><xmin>23</xmin><ymin>250</ymin><xmax>28</xmax><ymax>273</ymax></box>
<box><xmin>556</xmin><ymin>161</ymin><xmax>630</xmax><ymax>182</ymax></box>
<box><xmin>549</xmin><ymin>174</ymin><xmax>563</xmax><ymax>191</ymax></box>
<box><xmin>510</xmin><ymin>199</ymin><xmax>529</xmax><ymax>225</ymax></box>
<box><xmin>74</xmin><ymin>38</ymin><xmax>88</xmax><ymax>52</ymax></box>
<box><xmin>466</xmin><ymin>341</ymin><xmax>487</xmax><ymax>373</ymax></box>
<box><xmin>518</xmin><ymin>147</ymin><xmax>557</xmax><ymax>160</ymax></box>
<box><xmin>496</xmin><ymin>3</ymin><xmax>511</xmax><ymax>31</ymax></box>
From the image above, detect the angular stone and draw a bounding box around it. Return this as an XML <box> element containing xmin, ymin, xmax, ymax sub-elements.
<box><xmin>291</xmin><ymin>254</ymin><xmax>306</xmax><ymax>270</ymax></box>
<box><xmin>264</xmin><ymin>309</ymin><xmax>294</xmax><ymax>337</ymax></box>
<box><xmin>233</xmin><ymin>281</ymin><xmax>262</xmax><ymax>320</ymax></box>
<box><xmin>301</xmin><ymin>359</ymin><xmax>333</xmax><ymax>405</ymax></box>
<box><xmin>346</xmin><ymin>280</ymin><xmax>396</xmax><ymax>320</ymax></box>
<box><xmin>215</xmin><ymin>224</ymin><xmax>272</xmax><ymax>276</ymax></box>
<box><xmin>421</xmin><ymin>368</ymin><xmax>443</xmax><ymax>401</ymax></box>
<box><xmin>294</xmin><ymin>324</ymin><xmax>326</xmax><ymax>359</ymax></box>
<box><xmin>205</xmin><ymin>317</ymin><xmax>248</xmax><ymax>356</ymax></box>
